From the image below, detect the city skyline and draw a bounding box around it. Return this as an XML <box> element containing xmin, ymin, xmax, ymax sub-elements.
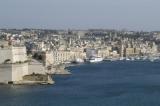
<box><xmin>0</xmin><ymin>0</ymin><xmax>160</xmax><ymax>31</ymax></box>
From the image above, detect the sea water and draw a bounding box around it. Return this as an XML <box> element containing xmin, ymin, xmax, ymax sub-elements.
<box><xmin>1</xmin><ymin>61</ymin><xmax>160</xmax><ymax>106</ymax></box>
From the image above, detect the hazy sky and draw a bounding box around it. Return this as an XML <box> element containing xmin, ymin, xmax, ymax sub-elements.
<box><xmin>0</xmin><ymin>0</ymin><xmax>160</xmax><ymax>31</ymax></box>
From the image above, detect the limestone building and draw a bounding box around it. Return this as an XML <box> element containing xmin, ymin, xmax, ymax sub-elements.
<box><xmin>0</xmin><ymin>45</ymin><xmax>29</xmax><ymax>83</ymax></box>
<box><xmin>44</xmin><ymin>50</ymin><xmax>86</xmax><ymax>66</ymax></box>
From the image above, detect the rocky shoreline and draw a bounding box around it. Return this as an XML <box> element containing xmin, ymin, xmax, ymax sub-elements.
<box><xmin>15</xmin><ymin>64</ymin><xmax>71</xmax><ymax>85</ymax></box>
<box><xmin>0</xmin><ymin>63</ymin><xmax>72</xmax><ymax>85</ymax></box>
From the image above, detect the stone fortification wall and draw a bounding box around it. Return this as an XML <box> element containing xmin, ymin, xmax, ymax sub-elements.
<box><xmin>0</xmin><ymin>64</ymin><xmax>12</xmax><ymax>83</ymax></box>
<box><xmin>0</xmin><ymin>46</ymin><xmax>27</xmax><ymax>64</ymax></box>
<box><xmin>0</xmin><ymin>48</ymin><xmax>12</xmax><ymax>64</ymax></box>
<box><xmin>0</xmin><ymin>63</ymin><xmax>29</xmax><ymax>83</ymax></box>
<box><xmin>28</xmin><ymin>63</ymin><xmax>45</xmax><ymax>75</ymax></box>
<box><xmin>12</xmin><ymin>47</ymin><xmax>27</xmax><ymax>63</ymax></box>
<box><xmin>12</xmin><ymin>63</ymin><xmax>29</xmax><ymax>81</ymax></box>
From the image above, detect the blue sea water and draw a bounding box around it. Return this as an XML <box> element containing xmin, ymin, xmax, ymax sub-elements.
<box><xmin>1</xmin><ymin>61</ymin><xmax>160</xmax><ymax>106</ymax></box>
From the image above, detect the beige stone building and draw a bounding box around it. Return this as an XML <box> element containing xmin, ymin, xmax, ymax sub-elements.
<box><xmin>44</xmin><ymin>50</ymin><xmax>86</xmax><ymax>66</ymax></box>
<box><xmin>97</xmin><ymin>48</ymin><xmax>110</xmax><ymax>58</ymax></box>
<box><xmin>135</xmin><ymin>48</ymin><xmax>141</xmax><ymax>55</ymax></box>
<box><xmin>0</xmin><ymin>63</ymin><xmax>28</xmax><ymax>83</ymax></box>
<box><xmin>0</xmin><ymin>46</ymin><xmax>27</xmax><ymax>64</ymax></box>
<box><xmin>0</xmin><ymin>46</ymin><xmax>29</xmax><ymax>83</ymax></box>
<box><xmin>125</xmin><ymin>47</ymin><xmax>135</xmax><ymax>57</ymax></box>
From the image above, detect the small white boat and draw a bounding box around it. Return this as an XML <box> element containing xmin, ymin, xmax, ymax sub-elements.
<box><xmin>119</xmin><ymin>57</ymin><xmax>124</xmax><ymax>60</ymax></box>
<box><xmin>75</xmin><ymin>58</ymin><xmax>84</xmax><ymax>63</ymax></box>
<box><xmin>126</xmin><ymin>58</ymin><xmax>130</xmax><ymax>61</ymax></box>
<box><xmin>89</xmin><ymin>57</ymin><xmax>103</xmax><ymax>63</ymax></box>
<box><xmin>136</xmin><ymin>57</ymin><xmax>140</xmax><ymax>60</ymax></box>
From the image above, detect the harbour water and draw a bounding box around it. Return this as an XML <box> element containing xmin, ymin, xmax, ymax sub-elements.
<box><xmin>1</xmin><ymin>61</ymin><xmax>160</xmax><ymax>106</ymax></box>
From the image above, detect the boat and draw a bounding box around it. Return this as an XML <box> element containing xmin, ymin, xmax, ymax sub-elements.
<box><xmin>119</xmin><ymin>57</ymin><xmax>124</xmax><ymax>61</ymax></box>
<box><xmin>131</xmin><ymin>57</ymin><xmax>135</xmax><ymax>61</ymax></box>
<box><xmin>149</xmin><ymin>56</ymin><xmax>159</xmax><ymax>62</ymax></box>
<box><xmin>125</xmin><ymin>57</ymin><xmax>130</xmax><ymax>61</ymax></box>
<box><xmin>73</xmin><ymin>58</ymin><xmax>84</xmax><ymax>63</ymax></box>
<box><xmin>135</xmin><ymin>57</ymin><xmax>140</xmax><ymax>60</ymax></box>
<box><xmin>89</xmin><ymin>56</ymin><xmax>103</xmax><ymax>63</ymax></box>
<box><xmin>142</xmin><ymin>56</ymin><xmax>148</xmax><ymax>60</ymax></box>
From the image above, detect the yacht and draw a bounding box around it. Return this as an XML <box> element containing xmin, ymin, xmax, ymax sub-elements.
<box><xmin>89</xmin><ymin>57</ymin><xmax>103</xmax><ymax>63</ymax></box>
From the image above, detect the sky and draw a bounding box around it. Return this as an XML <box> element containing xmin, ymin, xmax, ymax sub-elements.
<box><xmin>0</xmin><ymin>0</ymin><xmax>160</xmax><ymax>31</ymax></box>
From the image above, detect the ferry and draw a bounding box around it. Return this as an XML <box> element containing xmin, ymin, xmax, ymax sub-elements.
<box><xmin>89</xmin><ymin>57</ymin><xmax>103</xmax><ymax>63</ymax></box>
